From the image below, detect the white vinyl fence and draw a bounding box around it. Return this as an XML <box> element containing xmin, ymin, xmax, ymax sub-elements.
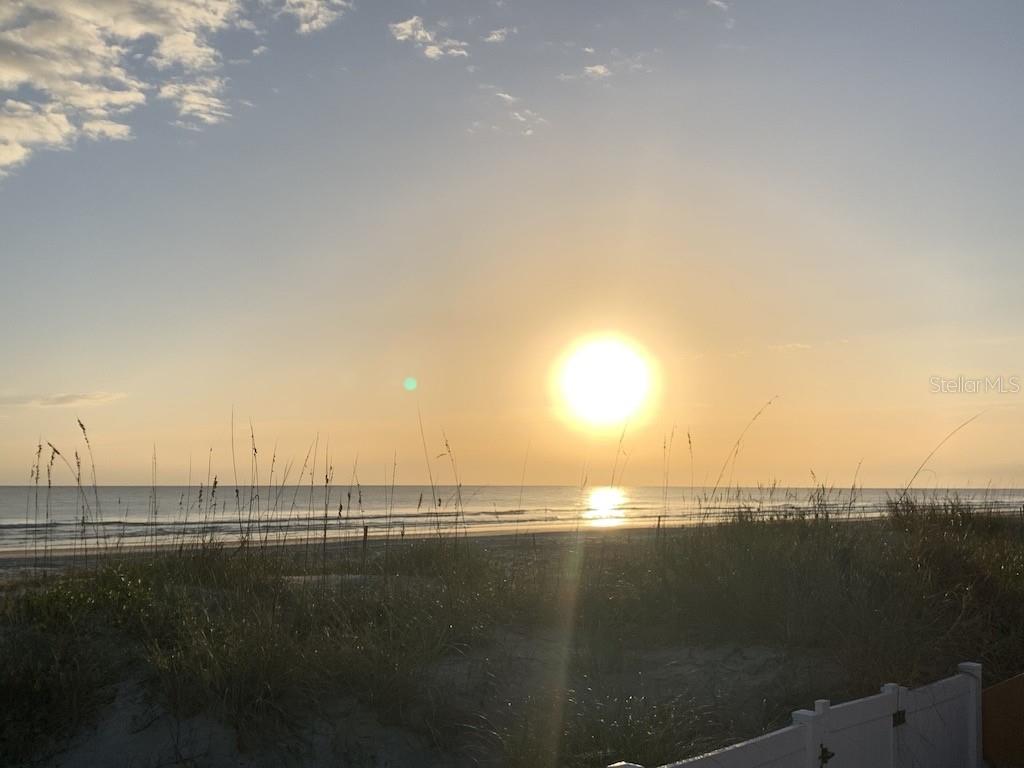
<box><xmin>611</xmin><ymin>662</ymin><xmax>983</xmax><ymax>768</ymax></box>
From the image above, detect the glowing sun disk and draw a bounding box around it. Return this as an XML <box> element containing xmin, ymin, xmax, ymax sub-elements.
<box><xmin>557</xmin><ymin>336</ymin><xmax>652</xmax><ymax>428</ymax></box>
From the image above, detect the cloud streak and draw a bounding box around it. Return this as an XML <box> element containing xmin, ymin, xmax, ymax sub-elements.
<box><xmin>558</xmin><ymin>63</ymin><xmax>610</xmax><ymax>81</ymax></box>
<box><xmin>0</xmin><ymin>392</ymin><xmax>127</xmax><ymax>408</ymax></box>
<box><xmin>0</xmin><ymin>0</ymin><xmax>349</xmax><ymax>176</ymax></box>
<box><xmin>768</xmin><ymin>343</ymin><xmax>812</xmax><ymax>353</ymax></box>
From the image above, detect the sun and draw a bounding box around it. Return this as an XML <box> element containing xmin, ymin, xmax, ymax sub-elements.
<box><xmin>555</xmin><ymin>335</ymin><xmax>654</xmax><ymax>429</ymax></box>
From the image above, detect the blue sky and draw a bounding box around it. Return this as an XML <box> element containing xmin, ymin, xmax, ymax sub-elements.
<box><xmin>2</xmin><ymin>1</ymin><xmax>1024</xmax><ymax>486</ymax></box>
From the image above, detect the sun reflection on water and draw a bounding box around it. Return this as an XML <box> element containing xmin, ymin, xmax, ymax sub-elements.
<box><xmin>584</xmin><ymin>486</ymin><xmax>626</xmax><ymax>528</ymax></box>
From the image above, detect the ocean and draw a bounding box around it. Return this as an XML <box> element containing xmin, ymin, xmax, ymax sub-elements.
<box><xmin>2</xmin><ymin>484</ymin><xmax>1023</xmax><ymax>553</ymax></box>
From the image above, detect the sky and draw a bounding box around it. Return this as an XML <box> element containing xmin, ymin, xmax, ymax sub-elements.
<box><xmin>2</xmin><ymin>0</ymin><xmax>1024</xmax><ymax>488</ymax></box>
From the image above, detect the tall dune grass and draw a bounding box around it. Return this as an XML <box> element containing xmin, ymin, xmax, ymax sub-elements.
<box><xmin>4</xmin><ymin>493</ymin><xmax>1024</xmax><ymax>765</ymax></box>
<box><xmin>4</xmin><ymin>422</ymin><xmax>1024</xmax><ymax>765</ymax></box>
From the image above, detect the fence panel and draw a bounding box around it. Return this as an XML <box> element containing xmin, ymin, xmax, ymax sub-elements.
<box><xmin>821</xmin><ymin>688</ymin><xmax>898</xmax><ymax>768</ymax></box>
<box><xmin>660</xmin><ymin>725</ymin><xmax>806</xmax><ymax>768</ymax></box>
<box><xmin>893</xmin><ymin>663</ymin><xmax>981</xmax><ymax>768</ymax></box>
<box><xmin>610</xmin><ymin>663</ymin><xmax>983</xmax><ymax>768</ymax></box>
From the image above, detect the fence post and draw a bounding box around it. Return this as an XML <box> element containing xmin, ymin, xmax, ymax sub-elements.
<box><xmin>881</xmin><ymin>683</ymin><xmax>900</xmax><ymax>767</ymax></box>
<box><xmin>792</xmin><ymin>699</ymin><xmax>830</xmax><ymax>768</ymax></box>
<box><xmin>958</xmin><ymin>662</ymin><xmax>983</xmax><ymax>768</ymax></box>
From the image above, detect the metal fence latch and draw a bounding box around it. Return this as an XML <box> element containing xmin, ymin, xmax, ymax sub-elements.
<box><xmin>818</xmin><ymin>743</ymin><xmax>835</xmax><ymax>765</ymax></box>
<box><xmin>892</xmin><ymin>709</ymin><xmax>907</xmax><ymax>727</ymax></box>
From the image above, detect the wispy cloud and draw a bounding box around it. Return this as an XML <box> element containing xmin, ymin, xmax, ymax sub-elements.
<box><xmin>706</xmin><ymin>0</ymin><xmax>736</xmax><ymax>29</ymax></box>
<box><xmin>558</xmin><ymin>48</ymin><xmax>658</xmax><ymax>82</ymax></box>
<box><xmin>0</xmin><ymin>0</ymin><xmax>349</xmax><ymax>176</ymax></box>
<box><xmin>483</xmin><ymin>27</ymin><xmax>515</xmax><ymax>43</ymax></box>
<box><xmin>158</xmin><ymin>77</ymin><xmax>230</xmax><ymax>128</ymax></box>
<box><xmin>282</xmin><ymin>0</ymin><xmax>351</xmax><ymax>34</ymax></box>
<box><xmin>768</xmin><ymin>343</ymin><xmax>813</xmax><ymax>353</ymax></box>
<box><xmin>509</xmin><ymin>108</ymin><xmax>546</xmax><ymax>136</ymax></box>
<box><xmin>611</xmin><ymin>48</ymin><xmax>657</xmax><ymax>74</ymax></box>
<box><xmin>481</xmin><ymin>85</ymin><xmax>519</xmax><ymax>104</ymax></box>
<box><xmin>389</xmin><ymin>16</ymin><xmax>469</xmax><ymax>60</ymax></box>
<box><xmin>0</xmin><ymin>392</ymin><xmax>127</xmax><ymax>408</ymax></box>
<box><xmin>477</xmin><ymin>85</ymin><xmax>544</xmax><ymax>135</ymax></box>
<box><xmin>465</xmin><ymin>120</ymin><xmax>494</xmax><ymax>135</ymax></box>
<box><xmin>559</xmin><ymin>63</ymin><xmax>611</xmax><ymax>81</ymax></box>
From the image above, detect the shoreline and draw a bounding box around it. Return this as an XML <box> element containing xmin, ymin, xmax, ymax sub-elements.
<box><xmin>3</xmin><ymin>499</ymin><xmax>1021</xmax><ymax>584</ymax></box>
<box><xmin>0</xmin><ymin>518</ymin><xmax>675</xmax><ymax>573</ymax></box>
<box><xmin>0</xmin><ymin>508</ymin><xmax>946</xmax><ymax>576</ymax></box>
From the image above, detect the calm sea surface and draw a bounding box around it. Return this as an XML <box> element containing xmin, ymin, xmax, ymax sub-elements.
<box><xmin>2</xmin><ymin>485</ymin><xmax>1023</xmax><ymax>552</ymax></box>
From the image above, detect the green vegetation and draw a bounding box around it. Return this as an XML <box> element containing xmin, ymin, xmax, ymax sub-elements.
<box><xmin>3</xmin><ymin>501</ymin><xmax>1024</xmax><ymax>766</ymax></box>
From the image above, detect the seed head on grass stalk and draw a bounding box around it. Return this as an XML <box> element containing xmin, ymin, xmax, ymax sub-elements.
<box><xmin>896</xmin><ymin>411</ymin><xmax>986</xmax><ymax>508</ymax></box>
<box><xmin>703</xmin><ymin>396</ymin><xmax>777</xmax><ymax>523</ymax></box>
<box><xmin>78</xmin><ymin>420</ymin><xmax>104</xmax><ymax>549</ymax></box>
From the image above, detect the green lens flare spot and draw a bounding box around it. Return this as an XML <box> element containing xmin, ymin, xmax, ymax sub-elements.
<box><xmin>403</xmin><ymin>377</ymin><xmax>418</xmax><ymax>392</ymax></box>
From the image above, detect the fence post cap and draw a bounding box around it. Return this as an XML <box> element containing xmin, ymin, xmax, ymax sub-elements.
<box><xmin>958</xmin><ymin>661</ymin><xmax>982</xmax><ymax>679</ymax></box>
<box><xmin>607</xmin><ymin>763</ymin><xmax>645</xmax><ymax>768</ymax></box>
<box><xmin>792</xmin><ymin>708</ymin><xmax>816</xmax><ymax>723</ymax></box>
<box><xmin>814</xmin><ymin>699</ymin><xmax>831</xmax><ymax>714</ymax></box>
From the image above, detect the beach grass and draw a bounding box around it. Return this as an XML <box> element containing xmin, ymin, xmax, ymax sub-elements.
<box><xmin>4</xmin><ymin>499</ymin><xmax>1024</xmax><ymax>766</ymax></box>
